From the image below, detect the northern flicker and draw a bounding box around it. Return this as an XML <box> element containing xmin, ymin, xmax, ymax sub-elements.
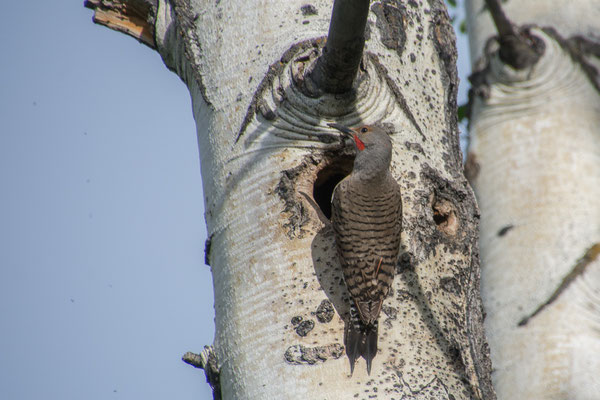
<box><xmin>328</xmin><ymin>123</ymin><xmax>402</xmax><ymax>375</ymax></box>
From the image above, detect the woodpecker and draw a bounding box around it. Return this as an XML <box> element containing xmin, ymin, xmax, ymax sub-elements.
<box><xmin>328</xmin><ymin>123</ymin><xmax>402</xmax><ymax>375</ymax></box>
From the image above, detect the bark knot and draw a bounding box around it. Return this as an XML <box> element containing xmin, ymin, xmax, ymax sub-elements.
<box><xmin>284</xmin><ymin>343</ymin><xmax>344</xmax><ymax>365</ymax></box>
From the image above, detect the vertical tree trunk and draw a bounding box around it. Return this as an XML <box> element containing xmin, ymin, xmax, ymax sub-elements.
<box><xmin>465</xmin><ymin>0</ymin><xmax>600</xmax><ymax>398</ymax></box>
<box><xmin>87</xmin><ymin>0</ymin><xmax>495</xmax><ymax>398</ymax></box>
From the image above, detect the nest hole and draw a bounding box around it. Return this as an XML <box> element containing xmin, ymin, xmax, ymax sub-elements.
<box><xmin>433</xmin><ymin>210</ymin><xmax>448</xmax><ymax>225</ymax></box>
<box><xmin>432</xmin><ymin>199</ymin><xmax>458</xmax><ymax>236</ymax></box>
<box><xmin>313</xmin><ymin>156</ymin><xmax>354</xmax><ymax>219</ymax></box>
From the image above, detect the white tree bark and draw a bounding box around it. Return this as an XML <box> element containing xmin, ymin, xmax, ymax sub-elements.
<box><xmin>88</xmin><ymin>0</ymin><xmax>495</xmax><ymax>398</ymax></box>
<box><xmin>465</xmin><ymin>0</ymin><xmax>600</xmax><ymax>398</ymax></box>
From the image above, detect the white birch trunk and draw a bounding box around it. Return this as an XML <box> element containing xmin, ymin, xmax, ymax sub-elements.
<box><xmin>465</xmin><ymin>0</ymin><xmax>600</xmax><ymax>398</ymax></box>
<box><xmin>88</xmin><ymin>0</ymin><xmax>495</xmax><ymax>398</ymax></box>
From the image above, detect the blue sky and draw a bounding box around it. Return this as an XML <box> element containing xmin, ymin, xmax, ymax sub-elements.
<box><xmin>0</xmin><ymin>2</ymin><xmax>214</xmax><ymax>399</ymax></box>
<box><xmin>0</xmin><ymin>2</ymin><xmax>469</xmax><ymax>399</ymax></box>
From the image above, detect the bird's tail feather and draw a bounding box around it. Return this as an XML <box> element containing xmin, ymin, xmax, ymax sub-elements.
<box><xmin>346</xmin><ymin>303</ymin><xmax>378</xmax><ymax>375</ymax></box>
<box><xmin>356</xmin><ymin>299</ymin><xmax>383</xmax><ymax>326</ymax></box>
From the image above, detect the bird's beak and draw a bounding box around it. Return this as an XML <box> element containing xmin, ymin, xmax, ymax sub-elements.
<box><xmin>327</xmin><ymin>123</ymin><xmax>354</xmax><ymax>137</ymax></box>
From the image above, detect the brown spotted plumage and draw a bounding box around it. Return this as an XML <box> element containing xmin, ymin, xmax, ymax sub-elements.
<box><xmin>329</xmin><ymin>123</ymin><xmax>402</xmax><ymax>375</ymax></box>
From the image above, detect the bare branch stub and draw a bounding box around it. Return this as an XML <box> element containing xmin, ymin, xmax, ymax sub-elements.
<box><xmin>183</xmin><ymin>347</ymin><xmax>222</xmax><ymax>400</ymax></box>
<box><xmin>305</xmin><ymin>0</ymin><xmax>370</xmax><ymax>95</ymax></box>
<box><xmin>84</xmin><ymin>0</ymin><xmax>158</xmax><ymax>49</ymax></box>
<box><xmin>484</xmin><ymin>0</ymin><xmax>544</xmax><ymax>69</ymax></box>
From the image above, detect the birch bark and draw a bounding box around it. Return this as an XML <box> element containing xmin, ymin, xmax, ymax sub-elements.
<box><xmin>465</xmin><ymin>0</ymin><xmax>600</xmax><ymax>398</ymax></box>
<box><xmin>88</xmin><ymin>0</ymin><xmax>495</xmax><ymax>398</ymax></box>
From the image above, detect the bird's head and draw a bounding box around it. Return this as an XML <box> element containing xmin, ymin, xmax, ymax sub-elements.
<box><xmin>328</xmin><ymin>123</ymin><xmax>392</xmax><ymax>152</ymax></box>
<box><xmin>328</xmin><ymin>123</ymin><xmax>393</xmax><ymax>177</ymax></box>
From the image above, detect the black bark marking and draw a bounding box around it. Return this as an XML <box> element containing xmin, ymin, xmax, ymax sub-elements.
<box><xmin>204</xmin><ymin>234</ymin><xmax>213</xmax><ymax>266</ymax></box>
<box><xmin>545</xmin><ymin>28</ymin><xmax>600</xmax><ymax>94</ymax></box>
<box><xmin>465</xmin><ymin>242</ymin><xmax>495</xmax><ymax>400</ymax></box>
<box><xmin>284</xmin><ymin>343</ymin><xmax>344</xmax><ymax>365</ymax></box>
<box><xmin>464</xmin><ymin>152</ymin><xmax>480</xmax><ymax>184</ymax></box>
<box><xmin>497</xmin><ymin>225</ymin><xmax>514</xmax><ymax>237</ymax></box>
<box><xmin>295</xmin><ymin>319</ymin><xmax>315</xmax><ymax>336</ymax></box>
<box><xmin>315</xmin><ymin>299</ymin><xmax>335</xmax><ymax>323</ymax></box>
<box><xmin>257</xmin><ymin>100</ymin><xmax>276</xmax><ymax>121</ymax></box>
<box><xmin>371</xmin><ymin>0</ymin><xmax>408</xmax><ymax>57</ymax></box>
<box><xmin>568</xmin><ymin>36</ymin><xmax>600</xmax><ymax>93</ymax></box>
<box><xmin>236</xmin><ymin>39</ymin><xmax>323</xmax><ymax>142</ymax></box>
<box><xmin>367</xmin><ymin>52</ymin><xmax>424</xmax><ymax>140</ymax></box>
<box><xmin>430</xmin><ymin>6</ymin><xmax>457</xmax><ymax>88</ymax></box>
<box><xmin>382</xmin><ymin>305</ymin><xmax>398</xmax><ymax>328</ymax></box>
<box><xmin>397</xmin><ymin>251</ymin><xmax>414</xmax><ymax>274</ymax></box>
<box><xmin>519</xmin><ymin>243</ymin><xmax>600</xmax><ymax>326</ymax></box>
<box><xmin>440</xmin><ymin>276</ymin><xmax>461</xmax><ymax>295</ymax></box>
<box><xmin>405</xmin><ymin>141</ymin><xmax>425</xmax><ymax>155</ymax></box>
<box><xmin>170</xmin><ymin>0</ymin><xmax>213</xmax><ymax>106</ymax></box>
<box><xmin>300</xmin><ymin>4</ymin><xmax>318</xmax><ymax>16</ymax></box>
<box><xmin>429</xmin><ymin>4</ymin><xmax>463</xmax><ymax>172</ymax></box>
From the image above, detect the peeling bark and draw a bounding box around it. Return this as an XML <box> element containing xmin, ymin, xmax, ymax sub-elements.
<box><xmin>84</xmin><ymin>0</ymin><xmax>157</xmax><ymax>48</ymax></box>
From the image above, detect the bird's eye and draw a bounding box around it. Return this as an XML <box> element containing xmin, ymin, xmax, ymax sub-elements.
<box><xmin>360</xmin><ymin>127</ymin><xmax>368</xmax><ymax>133</ymax></box>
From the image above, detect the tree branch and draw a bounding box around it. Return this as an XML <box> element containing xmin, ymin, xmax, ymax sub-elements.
<box><xmin>305</xmin><ymin>0</ymin><xmax>370</xmax><ymax>95</ymax></box>
<box><xmin>84</xmin><ymin>0</ymin><xmax>158</xmax><ymax>49</ymax></box>
<box><xmin>484</xmin><ymin>0</ymin><xmax>543</xmax><ymax>69</ymax></box>
<box><xmin>183</xmin><ymin>347</ymin><xmax>221</xmax><ymax>400</ymax></box>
